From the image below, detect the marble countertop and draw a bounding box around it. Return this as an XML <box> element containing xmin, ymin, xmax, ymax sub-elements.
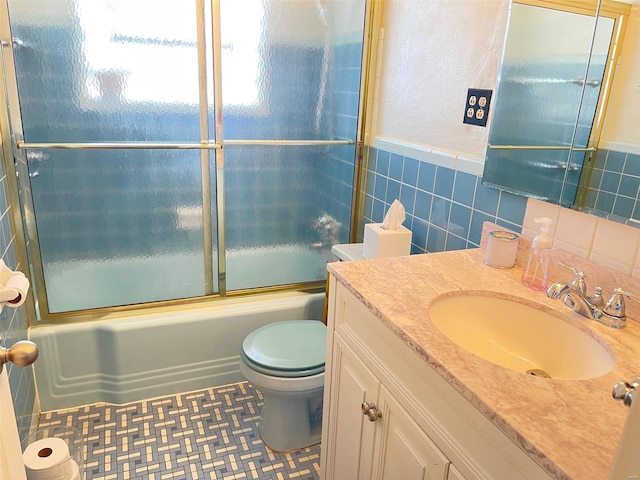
<box><xmin>327</xmin><ymin>248</ymin><xmax>640</xmax><ymax>480</ymax></box>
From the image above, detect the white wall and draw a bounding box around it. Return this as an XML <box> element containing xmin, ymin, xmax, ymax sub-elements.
<box><xmin>374</xmin><ymin>0</ymin><xmax>509</xmax><ymax>161</ymax></box>
<box><xmin>373</xmin><ymin>0</ymin><xmax>640</xmax><ymax>277</ymax></box>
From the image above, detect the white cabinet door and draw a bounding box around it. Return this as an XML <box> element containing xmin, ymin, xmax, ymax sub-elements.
<box><xmin>610</xmin><ymin>395</ymin><xmax>640</xmax><ymax>479</ymax></box>
<box><xmin>0</xmin><ymin>368</ymin><xmax>26</xmax><ymax>480</ymax></box>
<box><xmin>323</xmin><ymin>338</ymin><xmax>380</xmax><ymax>480</ymax></box>
<box><xmin>373</xmin><ymin>385</ymin><xmax>449</xmax><ymax>480</ymax></box>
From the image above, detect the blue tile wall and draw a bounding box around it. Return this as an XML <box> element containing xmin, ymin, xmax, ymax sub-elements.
<box><xmin>582</xmin><ymin>148</ymin><xmax>640</xmax><ymax>224</ymax></box>
<box><xmin>364</xmin><ymin>147</ymin><xmax>527</xmax><ymax>254</ymax></box>
<box><xmin>0</xmin><ymin>161</ymin><xmax>36</xmax><ymax>443</ymax></box>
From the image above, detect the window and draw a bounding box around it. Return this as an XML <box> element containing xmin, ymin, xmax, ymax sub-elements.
<box><xmin>78</xmin><ymin>0</ymin><xmax>263</xmax><ymax>107</ymax></box>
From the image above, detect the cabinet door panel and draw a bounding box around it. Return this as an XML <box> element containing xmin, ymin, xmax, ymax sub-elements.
<box><xmin>447</xmin><ymin>465</ymin><xmax>468</xmax><ymax>480</ymax></box>
<box><xmin>376</xmin><ymin>386</ymin><xmax>449</xmax><ymax>480</ymax></box>
<box><xmin>325</xmin><ymin>338</ymin><xmax>381</xmax><ymax>480</ymax></box>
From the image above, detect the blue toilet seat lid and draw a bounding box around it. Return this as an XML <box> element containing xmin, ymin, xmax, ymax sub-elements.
<box><xmin>242</xmin><ymin>320</ymin><xmax>326</xmax><ymax>373</ymax></box>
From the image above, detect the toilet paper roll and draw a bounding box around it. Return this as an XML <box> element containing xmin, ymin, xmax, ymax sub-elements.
<box><xmin>4</xmin><ymin>272</ymin><xmax>29</xmax><ymax>307</ymax></box>
<box><xmin>23</xmin><ymin>437</ymin><xmax>78</xmax><ymax>480</ymax></box>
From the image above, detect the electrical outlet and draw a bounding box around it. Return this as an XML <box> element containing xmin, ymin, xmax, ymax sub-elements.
<box><xmin>463</xmin><ymin>88</ymin><xmax>492</xmax><ymax>127</ymax></box>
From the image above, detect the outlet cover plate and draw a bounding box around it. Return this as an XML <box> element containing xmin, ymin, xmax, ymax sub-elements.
<box><xmin>463</xmin><ymin>88</ymin><xmax>492</xmax><ymax>127</ymax></box>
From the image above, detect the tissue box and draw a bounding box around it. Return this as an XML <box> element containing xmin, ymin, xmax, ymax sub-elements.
<box><xmin>363</xmin><ymin>223</ymin><xmax>412</xmax><ymax>259</ymax></box>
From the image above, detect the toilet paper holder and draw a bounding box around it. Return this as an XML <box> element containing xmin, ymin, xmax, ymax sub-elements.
<box><xmin>0</xmin><ymin>259</ymin><xmax>29</xmax><ymax>307</ymax></box>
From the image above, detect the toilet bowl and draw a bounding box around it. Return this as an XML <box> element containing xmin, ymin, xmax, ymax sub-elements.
<box><xmin>240</xmin><ymin>320</ymin><xmax>326</xmax><ymax>452</ymax></box>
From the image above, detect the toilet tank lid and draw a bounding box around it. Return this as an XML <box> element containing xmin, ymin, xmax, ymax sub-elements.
<box><xmin>331</xmin><ymin>243</ymin><xmax>364</xmax><ymax>261</ymax></box>
<box><xmin>242</xmin><ymin>320</ymin><xmax>326</xmax><ymax>371</ymax></box>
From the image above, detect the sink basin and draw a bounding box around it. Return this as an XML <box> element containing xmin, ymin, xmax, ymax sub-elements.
<box><xmin>428</xmin><ymin>292</ymin><xmax>615</xmax><ymax>380</ymax></box>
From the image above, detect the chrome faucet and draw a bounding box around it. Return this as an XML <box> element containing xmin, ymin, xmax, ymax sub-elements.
<box><xmin>545</xmin><ymin>262</ymin><xmax>640</xmax><ymax>329</ymax></box>
<box><xmin>546</xmin><ymin>282</ymin><xmax>608</xmax><ymax>322</ymax></box>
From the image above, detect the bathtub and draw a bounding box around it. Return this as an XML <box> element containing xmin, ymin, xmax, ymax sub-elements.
<box><xmin>31</xmin><ymin>290</ymin><xmax>326</xmax><ymax>411</ymax></box>
<box><xmin>44</xmin><ymin>245</ymin><xmax>333</xmax><ymax>312</ymax></box>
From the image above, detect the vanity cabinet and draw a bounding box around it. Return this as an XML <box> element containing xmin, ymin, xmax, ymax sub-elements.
<box><xmin>324</xmin><ymin>336</ymin><xmax>449</xmax><ymax>479</ymax></box>
<box><xmin>320</xmin><ymin>278</ymin><xmax>556</xmax><ymax>480</ymax></box>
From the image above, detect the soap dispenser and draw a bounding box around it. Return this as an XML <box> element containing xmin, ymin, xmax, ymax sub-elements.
<box><xmin>521</xmin><ymin>217</ymin><xmax>553</xmax><ymax>291</ymax></box>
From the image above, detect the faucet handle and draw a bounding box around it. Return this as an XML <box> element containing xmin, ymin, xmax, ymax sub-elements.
<box><xmin>605</xmin><ymin>288</ymin><xmax>640</xmax><ymax>317</ymax></box>
<box><xmin>557</xmin><ymin>262</ymin><xmax>587</xmax><ymax>294</ymax></box>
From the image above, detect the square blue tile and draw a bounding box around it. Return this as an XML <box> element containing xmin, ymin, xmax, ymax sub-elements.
<box><xmin>402</xmin><ymin>157</ymin><xmax>419</xmax><ymax>186</ymax></box>
<box><xmin>431</xmin><ymin>197</ymin><xmax>451</xmax><ymax>229</ymax></box>
<box><xmin>449</xmin><ymin>203</ymin><xmax>471</xmax><ymax>239</ymax></box>
<box><xmin>411</xmin><ymin>217</ymin><xmax>428</xmax><ymax>251</ymax></box>
<box><xmin>497</xmin><ymin>191</ymin><xmax>527</xmax><ymax>226</ymax></box>
<box><xmin>445</xmin><ymin>233</ymin><xmax>466</xmax><ymax>251</ymax></box>
<box><xmin>469</xmin><ymin>210</ymin><xmax>494</xmax><ymax>246</ymax></box>
<box><xmin>452</xmin><ymin>171</ymin><xmax>476</xmax><ymax>207</ymax></box>
<box><xmin>372</xmin><ymin>198</ymin><xmax>385</xmax><ymax>222</ymax></box>
<box><xmin>434</xmin><ymin>166</ymin><xmax>455</xmax><ymax>199</ymax></box>
<box><xmin>593</xmin><ymin>148</ymin><xmax>608</xmax><ymax>169</ymax></box>
<box><xmin>585</xmin><ymin>187</ymin><xmax>598</xmax><ymax>209</ymax></box>
<box><xmin>600</xmin><ymin>171</ymin><xmax>621</xmax><ymax>194</ymax></box>
<box><xmin>619</xmin><ymin>175</ymin><xmax>640</xmax><ymax>198</ymax></box>
<box><xmin>623</xmin><ymin>154</ymin><xmax>640</xmax><ymax>177</ymax></box>
<box><xmin>411</xmin><ymin>243</ymin><xmax>426</xmax><ymax>255</ymax></box>
<box><xmin>363</xmin><ymin>194</ymin><xmax>374</xmax><ymax>220</ymax></box>
<box><xmin>413</xmin><ymin>190</ymin><xmax>433</xmax><ymax>221</ymax></box>
<box><xmin>367</xmin><ymin>148</ymin><xmax>377</xmax><ymax>173</ymax></box>
<box><xmin>365</xmin><ymin>169</ymin><xmax>376</xmax><ymax>196</ymax></box>
<box><xmin>386</xmin><ymin>180</ymin><xmax>401</xmax><ymax>204</ymax></box>
<box><xmin>427</xmin><ymin>226</ymin><xmax>447</xmax><ymax>253</ymax></box>
<box><xmin>399</xmin><ymin>184</ymin><xmax>417</xmax><ymax>214</ymax></box>
<box><xmin>613</xmin><ymin>196</ymin><xmax>634</xmax><ymax>219</ymax></box>
<box><xmin>595</xmin><ymin>191</ymin><xmax>615</xmax><ymax>214</ymax></box>
<box><xmin>473</xmin><ymin>182</ymin><xmax>500</xmax><ymax>215</ymax></box>
<box><xmin>373</xmin><ymin>174</ymin><xmax>387</xmax><ymax>201</ymax></box>
<box><xmin>376</xmin><ymin>150</ymin><xmax>390</xmax><ymax>176</ymax></box>
<box><xmin>389</xmin><ymin>154</ymin><xmax>403</xmax><ymax>181</ymax></box>
<box><xmin>605</xmin><ymin>151</ymin><xmax>626</xmax><ymax>173</ymax></box>
<box><xmin>417</xmin><ymin>161</ymin><xmax>436</xmax><ymax>192</ymax></box>
<box><xmin>588</xmin><ymin>168</ymin><xmax>604</xmax><ymax>190</ymax></box>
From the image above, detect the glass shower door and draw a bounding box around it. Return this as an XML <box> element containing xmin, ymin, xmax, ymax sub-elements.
<box><xmin>2</xmin><ymin>0</ymin><xmax>366</xmax><ymax>315</ymax></box>
<box><xmin>6</xmin><ymin>0</ymin><xmax>214</xmax><ymax>313</ymax></box>
<box><xmin>220</xmin><ymin>0</ymin><xmax>365</xmax><ymax>291</ymax></box>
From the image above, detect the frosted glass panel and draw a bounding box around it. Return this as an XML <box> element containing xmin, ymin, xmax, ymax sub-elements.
<box><xmin>29</xmin><ymin>149</ymin><xmax>210</xmax><ymax>312</ymax></box>
<box><xmin>483</xmin><ymin>4</ymin><xmax>613</xmax><ymax>204</ymax></box>
<box><xmin>5</xmin><ymin>0</ymin><xmax>365</xmax><ymax>313</ymax></box>
<box><xmin>219</xmin><ymin>0</ymin><xmax>364</xmax><ymax>141</ymax></box>
<box><xmin>224</xmin><ymin>144</ymin><xmax>357</xmax><ymax>290</ymax></box>
<box><xmin>221</xmin><ymin>0</ymin><xmax>364</xmax><ymax>291</ymax></box>
<box><xmin>8</xmin><ymin>0</ymin><xmax>202</xmax><ymax>142</ymax></box>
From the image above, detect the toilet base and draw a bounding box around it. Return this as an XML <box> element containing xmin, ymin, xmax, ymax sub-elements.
<box><xmin>257</xmin><ymin>386</ymin><xmax>324</xmax><ymax>452</ymax></box>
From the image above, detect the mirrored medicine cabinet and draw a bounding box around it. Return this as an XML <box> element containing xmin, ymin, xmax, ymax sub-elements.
<box><xmin>483</xmin><ymin>0</ymin><xmax>639</xmax><ymax>223</ymax></box>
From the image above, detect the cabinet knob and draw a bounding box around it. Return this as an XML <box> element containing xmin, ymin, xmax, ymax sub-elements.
<box><xmin>613</xmin><ymin>377</ymin><xmax>640</xmax><ymax>407</ymax></box>
<box><xmin>361</xmin><ymin>401</ymin><xmax>383</xmax><ymax>422</ymax></box>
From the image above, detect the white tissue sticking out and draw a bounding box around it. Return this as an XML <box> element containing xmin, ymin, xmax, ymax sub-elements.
<box><xmin>382</xmin><ymin>199</ymin><xmax>406</xmax><ymax>230</ymax></box>
<box><xmin>0</xmin><ymin>259</ymin><xmax>29</xmax><ymax>307</ymax></box>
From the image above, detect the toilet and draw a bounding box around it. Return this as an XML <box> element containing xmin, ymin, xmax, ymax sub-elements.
<box><xmin>240</xmin><ymin>320</ymin><xmax>327</xmax><ymax>452</ymax></box>
<box><xmin>239</xmin><ymin>243</ymin><xmax>365</xmax><ymax>452</ymax></box>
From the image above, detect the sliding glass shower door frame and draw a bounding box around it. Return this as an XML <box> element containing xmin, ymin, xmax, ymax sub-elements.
<box><xmin>0</xmin><ymin>0</ymin><xmax>367</xmax><ymax>322</ymax></box>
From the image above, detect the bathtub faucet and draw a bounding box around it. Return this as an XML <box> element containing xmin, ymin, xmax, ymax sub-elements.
<box><xmin>312</xmin><ymin>213</ymin><xmax>342</xmax><ymax>249</ymax></box>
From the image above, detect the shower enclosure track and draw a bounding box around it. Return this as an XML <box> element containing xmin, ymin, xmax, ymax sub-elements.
<box><xmin>17</xmin><ymin>140</ymin><xmax>354</xmax><ymax>149</ymax></box>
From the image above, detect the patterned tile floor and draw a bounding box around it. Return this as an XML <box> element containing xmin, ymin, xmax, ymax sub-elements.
<box><xmin>37</xmin><ymin>382</ymin><xmax>321</xmax><ymax>480</ymax></box>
